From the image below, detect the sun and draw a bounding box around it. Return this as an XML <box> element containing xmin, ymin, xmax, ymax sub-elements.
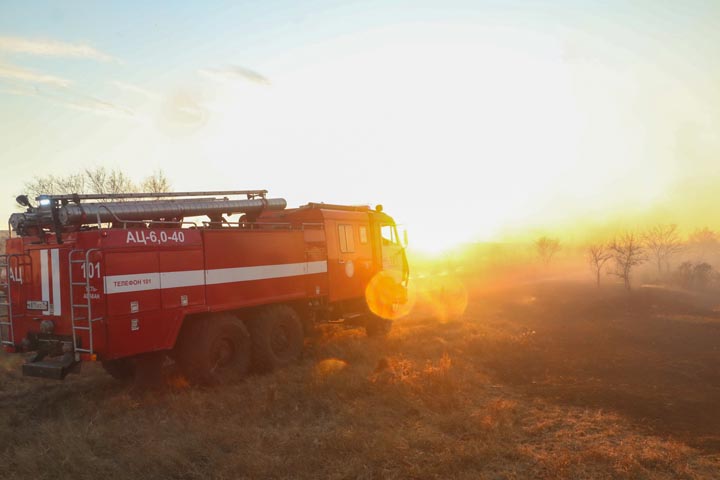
<box><xmin>405</xmin><ymin>222</ymin><xmax>486</xmax><ymax>255</ymax></box>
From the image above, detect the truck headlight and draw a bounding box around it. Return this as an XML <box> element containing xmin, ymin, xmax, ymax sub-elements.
<box><xmin>37</xmin><ymin>196</ymin><xmax>52</xmax><ymax>208</ymax></box>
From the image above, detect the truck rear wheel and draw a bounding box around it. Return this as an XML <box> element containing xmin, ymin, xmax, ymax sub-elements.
<box><xmin>176</xmin><ymin>314</ymin><xmax>252</xmax><ymax>385</ymax></box>
<box><xmin>248</xmin><ymin>305</ymin><xmax>304</xmax><ymax>372</ymax></box>
<box><xmin>101</xmin><ymin>358</ymin><xmax>135</xmax><ymax>381</ymax></box>
<box><xmin>134</xmin><ymin>351</ymin><xmax>166</xmax><ymax>388</ymax></box>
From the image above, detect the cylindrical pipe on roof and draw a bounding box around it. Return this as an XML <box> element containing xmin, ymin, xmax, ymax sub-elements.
<box><xmin>58</xmin><ymin>198</ymin><xmax>287</xmax><ymax>226</ymax></box>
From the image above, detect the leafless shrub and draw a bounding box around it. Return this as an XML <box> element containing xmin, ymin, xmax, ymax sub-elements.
<box><xmin>675</xmin><ymin>261</ymin><xmax>714</xmax><ymax>290</ymax></box>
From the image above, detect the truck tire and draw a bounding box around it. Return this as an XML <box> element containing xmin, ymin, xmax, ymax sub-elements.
<box><xmin>176</xmin><ymin>314</ymin><xmax>252</xmax><ymax>385</ymax></box>
<box><xmin>365</xmin><ymin>314</ymin><xmax>393</xmax><ymax>337</ymax></box>
<box><xmin>101</xmin><ymin>358</ymin><xmax>136</xmax><ymax>381</ymax></box>
<box><xmin>248</xmin><ymin>305</ymin><xmax>304</xmax><ymax>372</ymax></box>
<box><xmin>134</xmin><ymin>351</ymin><xmax>166</xmax><ymax>389</ymax></box>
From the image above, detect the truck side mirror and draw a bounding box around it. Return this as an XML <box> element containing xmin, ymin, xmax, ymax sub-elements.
<box><xmin>16</xmin><ymin>195</ymin><xmax>31</xmax><ymax>208</ymax></box>
<box><xmin>403</xmin><ymin>230</ymin><xmax>408</xmax><ymax>247</ymax></box>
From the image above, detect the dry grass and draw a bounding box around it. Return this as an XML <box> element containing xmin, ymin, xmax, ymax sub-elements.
<box><xmin>1</xmin><ymin>278</ymin><xmax>720</xmax><ymax>479</ymax></box>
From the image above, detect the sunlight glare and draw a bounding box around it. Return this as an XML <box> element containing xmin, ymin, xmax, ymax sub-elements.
<box><xmin>365</xmin><ymin>271</ymin><xmax>416</xmax><ymax>320</ymax></box>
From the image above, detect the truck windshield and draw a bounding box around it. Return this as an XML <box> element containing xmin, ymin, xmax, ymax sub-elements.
<box><xmin>381</xmin><ymin>225</ymin><xmax>400</xmax><ymax>245</ymax></box>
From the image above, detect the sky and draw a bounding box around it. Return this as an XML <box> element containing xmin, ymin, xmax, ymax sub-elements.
<box><xmin>1</xmin><ymin>1</ymin><xmax>719</xmax><ymax>252</ymax></box>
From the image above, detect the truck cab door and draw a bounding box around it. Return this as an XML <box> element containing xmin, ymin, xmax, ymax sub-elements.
<box><xmin>379</xmin><ymin>224</ymin><xmax>407</xmax><ymax>283</ymax></box>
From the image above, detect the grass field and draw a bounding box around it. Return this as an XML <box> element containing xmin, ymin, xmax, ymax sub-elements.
<box><xmin>2</xmin><ymin>277</ymin><xmax>720</xmax><ymax>479</ymax></box>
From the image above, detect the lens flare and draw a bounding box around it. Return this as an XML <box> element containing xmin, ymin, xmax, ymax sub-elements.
<box><xmin>365</xmin><ymin>271</ymin><xmax>416</xmax><ymax>320</ymax></box>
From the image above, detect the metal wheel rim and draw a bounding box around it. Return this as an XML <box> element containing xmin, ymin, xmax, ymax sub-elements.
<box><xmin>270</xmin><ymin>322</ymin><xmax>291</xmax><ymax>354</ymax></box>
<box><xmin>211</xmin><ymin>337</ymin><xmax>235</xmax><ymax>368</ymax></box>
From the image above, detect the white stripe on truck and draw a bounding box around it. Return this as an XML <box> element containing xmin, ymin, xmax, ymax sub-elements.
<box><xmin>160</xmin><ymin>270</ymin><xmax>206</xmax><ymax>289</ymax></box>
<box><xmin>103</xmin><ymin>260</ymin><xmax>327</xmax><ymax>295</ymax></box>
<box><xmin>40</xmin><ymin>249</ymin><xmax>50</xmax><ymax>315</ymax></box>
<box><xmin>51</xmin><ymin>248</ymin><xmax>61</xmax><ymax>316</ymax></box>
<box><xmin>205</xmin><ymin>261</ymin><xmax>327</xmax><ymax>285</ymax></box>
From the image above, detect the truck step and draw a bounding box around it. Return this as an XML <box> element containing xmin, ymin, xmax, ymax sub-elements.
<box><xmin>22</xmin><ymin>354</ymin><xmax>79</xmax><ymax>380</ymax></box>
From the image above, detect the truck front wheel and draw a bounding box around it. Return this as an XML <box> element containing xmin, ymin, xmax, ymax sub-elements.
<box><xmin>248</xmin><ymin>305</ymin><xmax>304</xmax><ymax>372</ymax></box>
<box><xmin>176</xmin><ymin>314</ymin><xmax>252</xmax><ymax>385</ymax></box>
<box><xmin>365</xmin><ymin>314</ymin><xmax>393</xmax><ymax>337</ymax></box>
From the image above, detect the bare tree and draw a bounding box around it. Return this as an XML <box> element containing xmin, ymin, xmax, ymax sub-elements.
<box><xmin>687</xmin><ymin>227</ymin><xmax>719</xmax><ymax>261</ymax></box>
<box><xmin>83</xmin><ymin>167</ymin><xmax>108</xmax><ymax>194</ymax></box>
<box><xmin>85</xmin><ymin>167</ymin><xmax>136</xmax><ymax>195</ymax></box>
<box><xmin>141</xmin><ymin>170</ymin><xmax>171</xmax><ymax>193</ymax></box>
<box><xmin>535</xmin><ymin>236</ymin><xmax>561</xmax><ymax>267</ymax></box>
<box><xmin>23</xmin><ymin>176</ymin><xmax>58</xmax><ymax>198</ymax></box>
<box><xmin>23</xmin><ymin>173</ymin><xmax>86</xmax><ymax>200</ymax></box>
<box><xmin>60</xmin><ymin>173</ymin><xmax>87</xmax><ymax>194</ymax></box>
<box><xmin>586</xmin><ymin>243</ymin><xmax>612</xmax><ymax>288</ymax></box>
<box><xmin>610</xmin><ymin>232</ymin><xmax>646</xmax><ymax>291</ymax></box>
<box><xmin>643</xmin><ymin>224</ymin><xmax>683</xmax><ymax>277</ymax></box>
<box><xmin>23</xmin><ymin>168</ymin><xmax>171</xmax><ymax>202</ymax></box>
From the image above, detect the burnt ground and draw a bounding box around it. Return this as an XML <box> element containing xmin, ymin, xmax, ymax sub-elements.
<box><xmin>472</xmin><ymin>281</ymin><xmax>720</xmax><ymax>452</ymax></box>
<box><xmin>1</xmin><ymin>278</ymin><xmax>719</xmax><ymax>479</ymax></box>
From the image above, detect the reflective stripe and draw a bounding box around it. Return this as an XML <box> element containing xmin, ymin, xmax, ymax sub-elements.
<box><xmin>205</xmin><ymin>261</ymin><xmax>327</xmax><ymax>285</ymax></box>
<box><xmin>51</xmin><ymin>249</ymin><xmax>61</xmax><ymax>316</ymax></box>
<box><xmin>160</xmin><ymin>270</ymin><xmax>205</xmax><ymax>289</ymax></box>
<box><xmin>40</xmin><ymin>249</ymin><xmax>49</xmax><ymax>315</ymax></box>
<box><xmin>103</xmin><ymin>261</ymin><xmax>328</xmax><ymax>295</ymax></box>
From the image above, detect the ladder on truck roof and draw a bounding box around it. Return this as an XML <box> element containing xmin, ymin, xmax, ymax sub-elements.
<box><xmin>68</xmin><ymin>249</ymin><xmax>102</xmax><ymax>360</ymax></box>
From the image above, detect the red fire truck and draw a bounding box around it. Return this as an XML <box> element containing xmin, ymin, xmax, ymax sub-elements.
<box><xmin>0</xmin><ymin>190</ymin><xmax>409</xmax><ymax>383</ymax></box>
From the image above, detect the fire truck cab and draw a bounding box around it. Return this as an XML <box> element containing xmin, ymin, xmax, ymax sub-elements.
<box><xmin>0</xmin><ymin>190</ymin><xmax>409</xmax><ymax>384</ymax></box>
